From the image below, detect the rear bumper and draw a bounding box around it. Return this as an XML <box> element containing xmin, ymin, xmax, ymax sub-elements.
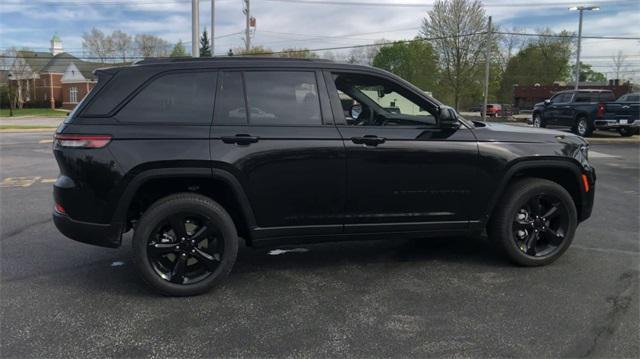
<box><xmin>53</xmin><ymin>211</ymin><xmax>122</xmax><ymax>248</ymax></box>
<box><xmin>594</xmin><ymin>119</ymin><xmax>639</xmax><ymax>129</ymax></box>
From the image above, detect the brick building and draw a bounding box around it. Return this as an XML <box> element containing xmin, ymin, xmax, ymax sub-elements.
<box><xmin>513</xmin><ymin>81</ymin><xmax>634</xmax><ymax>110</ymax></box>
<box><xmin>8</xmin><ymin>35</ymin><xmax>105</xmax><ymax>110</ymax></box>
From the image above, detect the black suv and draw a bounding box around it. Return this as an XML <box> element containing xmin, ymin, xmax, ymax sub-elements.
<box><xmin>53</xmin><ymin>58</ymin><xmax>595</xmax><ymax>296</ymax></box>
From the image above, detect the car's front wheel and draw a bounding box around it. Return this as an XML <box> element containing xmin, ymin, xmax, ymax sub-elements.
<box><xmin>532</xmin><ymin>113</ymin><xmax>545</xmax><ymax>128</ymax></box>
<box><xmin>132</xmin><ymin>193</ymin><xmax>238</xmax><ymax>296</ymax></box>
<box><xmin>488</xmin><ymin>178</ymin><xmax>577</xmax><ymax>266</ymax></box>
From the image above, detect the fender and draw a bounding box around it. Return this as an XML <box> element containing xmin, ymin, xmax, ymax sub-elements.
<box><xmin>481</xmin><ymin>158</ymin><xmax>584</xmax><ymax>225</ymax></box>
<box><xmin>111</xmin><ymin>167</ymin><xmax>257</xmax><ymax>235</ymax></box>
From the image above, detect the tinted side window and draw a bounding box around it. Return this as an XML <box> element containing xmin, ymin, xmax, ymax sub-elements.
<box><xmin>575</xmin><ymin>93</ymin><xmax>597</xmax><ymax>102</ymax></box>
<box><xmin>244</xmin><ymin>71</ymin><xmax>321</xmax><ymax>125</ymax></box>
<box><xmin>214</xmin><ymin>72</ymin><xmax>247</xmax><ymax>125</ymax></box>
<box><xmin>552</xmin><ymin>93</ymin><xmax>572</xmax><ymax>103</ymax></box>
<box><xmin>118</xmin><ymin>71</ymin><xmax>216</xmax><ymax>124</ymax></box>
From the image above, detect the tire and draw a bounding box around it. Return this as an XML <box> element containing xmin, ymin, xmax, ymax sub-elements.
<box><xmin>573</xmin><ymin>116</ymin><xmax>593</xmax><ymax>137</ymax></box>
<box><xmin>532</xmin><ymin>113</ymin><xmax>545</xmax><ymax>128</ymax></box>
<box><xmin>488</xmin><ymin>178</ymin><xmax>577</xmax><ymax>266</ymax></box>
<box><xmin>618</xmin><ymin>127</ymin><xmax>635</xmax><ymax>137</ymax></box>
<box><xmin>132</xmin><ymin>193</ymin><xmax>239</xmax><ymax>296</ymax></box>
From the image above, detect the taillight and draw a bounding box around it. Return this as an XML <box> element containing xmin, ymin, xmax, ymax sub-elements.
<box><xmin>596</xmin><ymin>103</ymin><xmax>605</xmax><ymax>118</ymax></box>
<box><xmin>54</xmin><ymin>134</ymin><xmax>111</xmax><ymax>148</ymax></box>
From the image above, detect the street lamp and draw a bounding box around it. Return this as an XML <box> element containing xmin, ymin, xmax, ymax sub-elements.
<box><xmin>569</xmin><ymin>5</ymin><xmax>600</xmax><ymax>90</ymax></box>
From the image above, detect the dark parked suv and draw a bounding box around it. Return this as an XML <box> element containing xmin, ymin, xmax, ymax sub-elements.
<box><xmin>53</xmin><ymin>58</ymin><xmax>596</xmax><ymax>296</ymax></box>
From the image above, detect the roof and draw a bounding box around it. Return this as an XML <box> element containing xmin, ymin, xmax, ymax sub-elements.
<box><xmin>134</xmin><ymin>56</ymin><xmax>334</xmax><ymax>65</ymax></box>
<box><xmin>15</xmin><ymin>51</ymin><xmax>53</xmax><ymax>73</ymax></box>
<box><xmin>34</xmin><ymin>52</ymin><xmax>104</xmax><ymax>79</ymax></box>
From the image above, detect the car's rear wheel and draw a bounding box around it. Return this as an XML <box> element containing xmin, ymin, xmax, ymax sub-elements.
<box><xmin>488</xmin><ymin>178</ymin><xmax>577</xmax><ymax>266</ymax></box>
<box><xmin>132</xmin><ymin>193</ymin><xmax>238</xmax><ymax>296</ymax></box>
<box><xmin>573</xmin><ymin>116</ymin><xmax>593</xmax><ymax>137</ymax></box>
<box><xmin>618</xmin><ymin>127</ymin><xmax>635</xmax><ymax>137</ymax></box>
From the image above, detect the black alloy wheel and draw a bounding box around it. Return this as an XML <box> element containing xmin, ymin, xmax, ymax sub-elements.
<box><xmin>512</xmin><ymin>194</ymin><xmax>569</xmax><ymax>257</ymax></box>
<box><xmin>133</xmin><ymin>193</ymin><xmax>238</xmax><ymax>296</ymax></box>
<box><xmin>488</xmin><ymin>178</ymin><xmax>577</xmax><ymax>266</ymax></box>
<box><xmin>147</xmin><ymin>213</ymin><xmax>223</xmax><ymax>285</ymax></box>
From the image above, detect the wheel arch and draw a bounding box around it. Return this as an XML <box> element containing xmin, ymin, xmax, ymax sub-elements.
<box><xmin>484</xmin><ymin>159</ymin><xmax>586</xmax><ymax>226</ymax></box>
<box><xmin>113</xmin><ymin>167</ymin><xmax>257</xmax><ymax>245</ymax></box>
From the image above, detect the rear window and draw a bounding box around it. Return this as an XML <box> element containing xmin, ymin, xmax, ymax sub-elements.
<box><xmin>117</xmin><ymin>71</ymin><xmax>217</xmax><ymax>124</ymax></box>
<box><xmin>244</xmin><ymin>71</ymin><xmax>321</xmax><ymax>126</ymax></box>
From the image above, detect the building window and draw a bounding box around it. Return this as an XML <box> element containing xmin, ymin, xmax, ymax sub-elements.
<box><xmin>69</xmin><ymin>87</ymin><xmax>78</xmax><ymax>103</ymax></box>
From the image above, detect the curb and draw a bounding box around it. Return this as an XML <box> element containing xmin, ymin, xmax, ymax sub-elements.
<box><xmin>0</xmin><ymin>127</ymin><xmax>57</xmax><ymax>133</ymax></box>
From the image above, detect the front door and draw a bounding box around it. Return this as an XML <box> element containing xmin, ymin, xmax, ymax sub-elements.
<box><xmin>325</xmin><ymin>71</ymin><xmax>478</xmax><ymax>233</ymax></box>
<box><xmin>210</xmin><ymin>70</ymin><xmax>345</xmax><ymax>238</ymax></box>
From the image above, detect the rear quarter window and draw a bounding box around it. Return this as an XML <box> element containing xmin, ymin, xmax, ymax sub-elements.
<box><xmin>116</xmin><ymin>71</ymin><xmax>217</xmax><ymax>124</ymax></box>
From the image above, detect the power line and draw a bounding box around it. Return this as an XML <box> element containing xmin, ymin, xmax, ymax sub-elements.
<box><xmin>261</xmin><ymin>0</ymin><xmax>637</xmax><ymax>8</ymax></box>
<box><xmin>495</xmin><ymin>31</ymin><xmax>640</xmax><ymax>41</ymax></box>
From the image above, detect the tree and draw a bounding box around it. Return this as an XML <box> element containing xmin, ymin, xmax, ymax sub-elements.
<box><xmin>571</xmin><ymin>62</ymin><xmax>607</xmax><ymax>83</ymax></box>
<box><xmin>372</xmin><ymin>39</ymin><xmax>439</xmax><ymax>92</ymax></box>
<box><xmin>200</xmin><ymin>28</ymin><xmax>212</xmax><ymax>57</ymax></box>
<box><xmin>611</xmin><ymin>50</ymin><xmax>628</xmax><ymax>80</ymax></box>
<box><xmin>82</xmin><ymin>28</ymin><xmax>114</xmax><ymax>63</ymax></box>
<box><xmin>278</xmin><ymin>48</ymin><xmax>318</xmax><ymax>58</ymax></box>
<box><xmin>421</xmin><ymin>0</ymin><xmax>491</xmax><ymax>110</ymax></box>
<box><xmin>170</xmin><ymin>41</ymin><xmax>187</xmax><ymax>57</ymax></box>
<box><xmin>498</xmin><ymin>30</ymin><xmax>573</xmax><ymax>102</ymax></box>
<box><xmin>2</xmin><ymin>48</ymin><xmax>35</xmax><ymax>110</ymax></box>
<box><xmin>235</xmin><ymin>46</ymin><xmax>273</xmax><ymax>56</ymax></box>
<box><xmin>135</xmin><ymin>34</ymin><xmax>170</xmax><ymax>58</ymax></box>
<box><xmin>111</xmin><ymin>30</ymin><xmax>132</xmax><ymax>63</ymax></box>
<box><xmin>344</xmin><ymin>40</ymin><xmax>386</xmax><ymax>66</ymax></box>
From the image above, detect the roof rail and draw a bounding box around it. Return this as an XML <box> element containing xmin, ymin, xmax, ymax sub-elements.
<box><xmin>134</xmin><ymin>56</ymin><xmax>334</xmax><ymax>65</ymax></box>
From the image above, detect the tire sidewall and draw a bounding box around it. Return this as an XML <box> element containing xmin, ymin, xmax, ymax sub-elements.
<box><xmin>132</xmin><ymin>194</ymin><xmax>239</xmax><ymax>296</ymax></box>
<box><xmin>496</xmin><ymin>181</ymin><xmax>578</xmax><ymax>266</ymax></box>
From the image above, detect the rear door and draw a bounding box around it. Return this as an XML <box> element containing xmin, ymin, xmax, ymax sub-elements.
<box><xmin>210</xmin><ymin>69</ymin><xmax>345</xmax><ymax>238</ymax></box>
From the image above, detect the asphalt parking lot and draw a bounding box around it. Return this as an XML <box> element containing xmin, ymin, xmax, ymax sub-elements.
<box><xmin>1</xmin><ymin>130</ymin><xmax>638</xmax><ymax>358</ymax></box>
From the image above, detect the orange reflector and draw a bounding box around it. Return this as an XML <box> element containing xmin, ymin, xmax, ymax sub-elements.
<box><xmin>54</xmin><ymin>203</ymin><xmax>66</xmax><ymax>214</ymax></box>
<box><xmin>581</xmin><ymin>174</ymin><xmax>590</xmax><ymax>193</ymax></box>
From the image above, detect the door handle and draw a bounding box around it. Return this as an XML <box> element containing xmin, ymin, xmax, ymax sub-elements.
<box><xmin>351</xmin><ymin>135</ymin><xmax>386</xmax><ymax>146</ymax></box>
<box><xmin>221</xmin><ymin>134</ymin><xmax>259</xmax><ymax>145</ymax></box>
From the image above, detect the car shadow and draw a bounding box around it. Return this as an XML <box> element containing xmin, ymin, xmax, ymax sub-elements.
<box><xmin>42</xmin><ymin>234</ymin><xmax>509</xmax><ymax>297</ymax></box>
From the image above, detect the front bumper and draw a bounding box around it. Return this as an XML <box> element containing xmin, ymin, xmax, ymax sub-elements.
<box><xmin>579</xmin><ymin>168</ymin><xmax>596</xmax><ymax>223</ymax></box>
<box><xmin>594</xmin><ymin>119</ymin><xmax>639</xmax><ymax>129</ymax></box>
<box><xmin>53</xmin><ymin>211</ymin><xmax>122</xmax><ymax>248</ymax></box>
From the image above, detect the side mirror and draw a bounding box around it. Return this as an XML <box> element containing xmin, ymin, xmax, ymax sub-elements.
<box><xmin>544</xmin><ymin>99</ymin><xmax>551</xmax><ymax>105</ymax></box>
<box><xmin>438</xmin><ymin>106</ymin><xmax>459</xmax><ymax>129</ymax></box>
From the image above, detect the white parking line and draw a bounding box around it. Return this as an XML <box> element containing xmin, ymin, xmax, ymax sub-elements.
<box><xmin>589</xmin><ymin>151</ymin><xmax>619</xmax><ymax>158</ymax></box>
<box><xmin>38</xmin><ymin>139</ymin><xmax>53</xmax><ymax>144</ymax></box>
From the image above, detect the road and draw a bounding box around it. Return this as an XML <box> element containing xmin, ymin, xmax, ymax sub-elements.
<box><xmin>1</xmin><ymin>131</ymin><xmax>638</xmax><ymax>358</ymax></box>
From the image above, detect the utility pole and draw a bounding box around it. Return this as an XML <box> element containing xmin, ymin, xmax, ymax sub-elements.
<box><xmin>244</xmin><ymin>0</ymin><xmax>251</xmax><ymax>52</ymax></box>
<box><xmin>574</xmin><ymin>9</ymin><xmax>583</xmax><ymax>90</ymax></box>
<box><xmin>192</xmin><ymin>0</ymin><xmax>200</xmax><ymax>57</ymax></box>
<box><xmin>569</xmin><ymin>6</ymin><xmax>600</xmax><ymax>90</ymax></box>
<box><xmin>482</xmin><ymin>16</ymin><xmax>492</xmax><ymax>121</ymax></box>
<box><xmin>211</xmin><ymin>0</ymin><xmax>216</xmax><ymax>57</ymax></box>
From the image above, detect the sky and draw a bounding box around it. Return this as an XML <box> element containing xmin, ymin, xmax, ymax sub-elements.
<box><xmin>1</xmin><ymin>0</ymin><xmax>639</xmax><ymax>80</ymax></box>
